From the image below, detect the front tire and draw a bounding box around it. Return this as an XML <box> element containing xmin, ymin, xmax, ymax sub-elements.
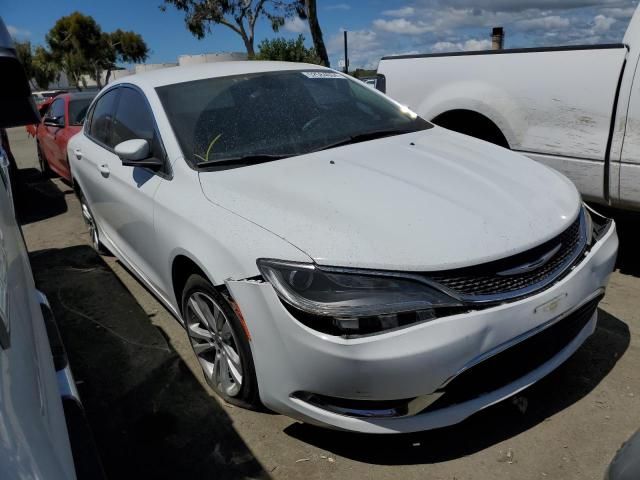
<box><xmin>181</xmin><ymin>274</ymin><xmax>260</xmax><ymax>409</ymax></box>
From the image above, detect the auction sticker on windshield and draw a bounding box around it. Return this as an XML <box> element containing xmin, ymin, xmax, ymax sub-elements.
<box><xmin>302</xmin><ymin>71</ymin><xmax>344</xmax><ymax>79</ymax></box>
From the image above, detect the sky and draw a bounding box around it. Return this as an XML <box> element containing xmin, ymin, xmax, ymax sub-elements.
<box><xmin>2</xmin><ymin>0</ymin><xmax>639</xmax><ymax>70</ymax></box>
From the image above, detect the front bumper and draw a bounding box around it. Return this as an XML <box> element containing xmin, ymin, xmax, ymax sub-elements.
<box><xmin>227</xmin><ymin>221</ymin><xmax>618</xmax><ymax>434</ymax></box>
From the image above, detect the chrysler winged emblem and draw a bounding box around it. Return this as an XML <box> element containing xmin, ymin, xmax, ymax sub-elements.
<box><xmin>497</xmin><ymin>243</ymin><xmax>562</xmax><ymax>276</ymax></box>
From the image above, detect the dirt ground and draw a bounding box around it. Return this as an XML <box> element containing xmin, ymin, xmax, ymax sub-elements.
<box><xmin>8</xmin><ymin>126</ymin><xmax>640</xmax><ymax>480</ymax></box>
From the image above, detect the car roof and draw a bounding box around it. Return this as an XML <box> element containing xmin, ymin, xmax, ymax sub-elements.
<box><xmin>67</xmin><ymin>91</ymin><xmax>97</xmax><ymax>101</ymax></box>
<box><xmin>109</xmin><ymin>61</ymin><xmax>332</xmax><ymax>89</ymax></box>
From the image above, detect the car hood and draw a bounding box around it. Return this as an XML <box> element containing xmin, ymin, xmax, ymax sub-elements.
<box><xmin>199</xmin><ymin>127</ymin><xmax>581</xmax><ymax>271</ymax></box>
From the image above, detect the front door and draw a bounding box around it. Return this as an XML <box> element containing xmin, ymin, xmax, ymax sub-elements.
<box><xmin>94</xmin><ymin>86</ymin><xmax>168</xmax><ymax>289</ymax></box>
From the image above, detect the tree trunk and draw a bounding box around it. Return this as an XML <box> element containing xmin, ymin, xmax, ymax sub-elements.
<box><xmin>105</xmin><ymin>68</ymin><xmax>112</xmax><ymax>86</ymax></box>
<box><xmin>240</xmin><ymin>27</ymin><xmax>255</xmax><ymax>59</ymax></box>
<box><xmin>95</xmin><ymin>67</ymin><xmax>103</xmax><ymax>89</ymax></box>
<box><xmin>305</xmin><ymin>0</ymin><xmax>329</xmax><ymax>67</ymax></box>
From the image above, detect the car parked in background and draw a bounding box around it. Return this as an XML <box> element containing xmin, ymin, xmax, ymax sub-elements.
<box><xmin>0</xmin><ymin>17</ymin><xmax>84</xmax><ymax>479</ymax></box>
<box><xmin>606</xmin><ymin>429</ymin><xmax>640</xmax><ymax>479</ymax></box>
<box><xmin>37</xmin><ymin>92</ymin><xmax>96</xmax><ymax>180</ymax></box>
<box><xmin>33</xmin><ymin>90</ymin><xmax>67</xmax><ymax>105</ymax></box>
<box><xmin>26</xmin><ymin>96</ymin><xmax>54</xmax><ymax>137</ymax></box>
<box><xmin>70</xmin><ymin>62</ymin><xmax>617</xmax><ymax>433</ymax></box>
<box><xmin>377</xmin><ymin>5</ymin><xmax>640</xmax><ymax>212</ymax></box>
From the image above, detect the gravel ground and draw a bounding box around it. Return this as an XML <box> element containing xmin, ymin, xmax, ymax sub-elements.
<box><xmin>8</xmin><ymin>126</ymin><xmax>640</xmax><ymax>480</ymax></box>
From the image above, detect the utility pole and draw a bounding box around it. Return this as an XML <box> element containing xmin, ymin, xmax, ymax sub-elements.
<box><xmin>343</xmin><ymin>30</ymin><xmax>349</xmax><ymax>74</ymax></box>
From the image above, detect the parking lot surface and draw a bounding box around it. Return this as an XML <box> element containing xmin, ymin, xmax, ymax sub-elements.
<box><xmin>8</xmin><ymin>126</ymin><xmax>640</xmax><ymax>479</ymax></box>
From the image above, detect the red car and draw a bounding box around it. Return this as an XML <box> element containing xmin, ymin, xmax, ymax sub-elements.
<box><xmin>36</xmin><ymin>92</ymin><xmax>96</xmax><ymax>181</ymax></box>
<box><xmin>25</xmin><ymin>97</ymin><xmax>54</xmax><ymax>137</ymax></box>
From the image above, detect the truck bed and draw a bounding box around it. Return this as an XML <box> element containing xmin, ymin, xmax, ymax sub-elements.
<box><xmin>378</xmin><ymin>45</ymin><xmax>627</xmax><ymax>162</ymax></box>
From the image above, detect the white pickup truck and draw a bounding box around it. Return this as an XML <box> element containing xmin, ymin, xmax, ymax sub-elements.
<box><xmin>377</xmin><ymin>7</ymin><xmax>640</xmax><ymax>211</ymax></box>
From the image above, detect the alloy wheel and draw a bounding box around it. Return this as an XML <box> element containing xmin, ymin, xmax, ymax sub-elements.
<box><xmin>80</xmin><ymin>200</ymin><xmax>100</xmax><ymax>252</ymax></box>
<box><xmin>185</xmin><ymin>291</ymin><xmax>244</xmax><ymax>397</ymax></box>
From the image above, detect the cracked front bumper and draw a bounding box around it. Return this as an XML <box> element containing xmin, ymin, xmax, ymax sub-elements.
<box><xmin>227</xmin><ymin>221</ymin><xmax>618</xmax><ymax>434</ymax></box>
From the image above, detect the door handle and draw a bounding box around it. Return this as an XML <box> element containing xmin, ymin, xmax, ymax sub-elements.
<box><xmin>73</xmin><ymin>149</ymin><xmax>82</xmax><ymax>160</ymax></box>
<box><xmin>98</xmin><ymin>163</ymin><xmax>110</xmax><ymax>177</ymax></box>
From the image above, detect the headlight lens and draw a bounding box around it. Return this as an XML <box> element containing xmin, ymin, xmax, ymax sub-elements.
<box><xmin>257</xmin><ymin>259</ymin><xmax>462</xmax><ymax>332</ymax></box>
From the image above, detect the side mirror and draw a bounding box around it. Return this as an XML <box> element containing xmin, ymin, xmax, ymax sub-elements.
<box><xmin>44</xmin><ymin>116</ymin><xmax>64</xmax><ymax>128</ymax></box>
<box><xmin>114</xmin><ymin>139</ymin><xmax>163</xmax><ymax>169</ymax></box>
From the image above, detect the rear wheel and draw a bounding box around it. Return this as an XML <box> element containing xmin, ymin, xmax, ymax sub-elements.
<box><xmin>181</xmin><ymin>274</ymin><xmax>260</xmax><ymax>409</ymax></box>
<box><xmin>78</xmin><ymin>193</ymin><xmax>106</xmax><ymax>254</ymax></box>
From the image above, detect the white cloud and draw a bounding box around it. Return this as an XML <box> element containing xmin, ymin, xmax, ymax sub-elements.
<box><xmin>517</xmin><ymin>15</ymin><xmax>571</xmax><ymax>30</ymax></box>
<box><xmin>326</xmin><ymin>3</ymin><xmax>351</xmax><ymax>10</ymax></box>
<box><xmin>328</xmin><ymin>29</ymin><xmax>383</xmax><ymax>69</ymax></box>
<box><xmin>373</xmin><ymin>18</ymin><xmax>433</xmax><ymax>35</ymax></box>
<box><xmin>432</xmin><ymin>38</ymin><xmax>493</xmax><ymax>52</ymax></box>
<box><xmin>7</xmin><ymin>25</ymin><xmax>31</xmax><ymax>38</ymax></box>
<box><xmin>600</xmin><ymin>6</ymin><xmax>636</xmax><ymax>19</ymax></box>
<box><xmin>429</xmin><ymin>0</ymin><xmax>628</xmax><ymax>12</ymax></box>
<box><xmin>324</xmin><ymin>0</ymin><xmax>638</xmax><ymax>69</ymax></box>
<box><xmin>283</xmin><ymin>17</ymin><xmax>308</xmax><ymax>34</ymax></box>
<box><xmin>593</xmin><ymin>14</ymin><xmax>616</xmax><ymax>33</ymax></box>
<box><xmin>382</xmin><ymin>7</ymin><xmax>416</xmax><ymax>17</ymax></box>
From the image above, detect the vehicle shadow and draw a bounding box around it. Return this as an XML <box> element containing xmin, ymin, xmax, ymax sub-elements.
<box><xmin>589</xmin><ymin>204</ymin><xmax>640</xmax><ymax>277</ymax></box>
<box><xmin>284</xmin><ymin>309</ymin><xmax>629</xmax><ymax>465</ymax></box>
<box><xmin>14</xmin><ymin>167</ymin><xmax>69</xmax><ymax>225</ymax></box>
<box><xmin>29</xmin><ymin>245</ymin><xmax>269</xmax><ymax>480</ymax></box>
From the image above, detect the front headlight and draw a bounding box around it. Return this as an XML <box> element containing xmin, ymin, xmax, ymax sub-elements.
<box><xmin>257</xmin><ymin>259</ymin><xmax>462</xmax><ymax>336</ymax></box>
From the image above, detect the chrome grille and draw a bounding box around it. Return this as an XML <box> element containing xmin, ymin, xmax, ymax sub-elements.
<box><xmin>428</xmin><ymin>212</ymin><xmax>586</xmax><ymax>301</ymax></box>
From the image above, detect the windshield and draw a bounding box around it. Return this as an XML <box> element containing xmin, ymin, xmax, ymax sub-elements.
<box><xmin>69</xmin><ymin>97</ymin><xmax>94</xmax><ymax>126</ymax></box>
<box><xmin>156</xmin><ymin>70</ymin><xmax>431</xmax><ymax>166</ymax></box>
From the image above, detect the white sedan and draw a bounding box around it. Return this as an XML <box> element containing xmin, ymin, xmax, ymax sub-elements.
<box><xmin>68</xmin><ymin>61</ymin><xmax>618</xmax><ymax>433</ymax></box>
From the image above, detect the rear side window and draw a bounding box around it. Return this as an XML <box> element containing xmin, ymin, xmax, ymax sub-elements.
<box><xmin>49</xmin><ymin>98</ymin><xmax>65</xmax><ymax>121</ymax></box>
<box><xmin>68</xmin><ymin>98</ymin><xmax>94</xmax><ymax>126</ymax></box>
<box><xmin>112</xmin><ymin>87</ymin><xmax>164</xmax><ymax>159</ymax></box>
<box><xmin>89</xmin><ymin>89</ymin><xmax>119</xmax><ymax>148</ymax></box>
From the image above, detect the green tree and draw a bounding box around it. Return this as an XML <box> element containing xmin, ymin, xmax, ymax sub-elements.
<box><xmin>293</xmin><ymin>0</ymin><xmax>329</xmax><ymax>67</ymax></box>
<box><xmin>46</xmin><ymin>12</ymin><xmax>103</xmax><ymax>89</ymax></box>
<box><xmin>13</xmin><ymin>41</ymin><xmax>59</xmax><ymax>89</ymax></box>
<box><xmin>161</xmin><ymin>0</ymin><xmax>290</xmax><ymax>58</ymax></box>
<box><xmin>32</xmin><ymin>46</ymin><xmax>59</xmax><ymax>89</ymax></box>
<box><xmin>256</xmin><ymin>34</ymin><xmax>320</xmax><ymax>64</ymax></box>
<box><xmin>99</xmin><ymin>30</ymin><xmax>149</xmax><ymax>86</ymax></box>
<box><xmin>46</xmin><ymin>12</ymin><xmax>148</xmax><ymax>89</ymax></box>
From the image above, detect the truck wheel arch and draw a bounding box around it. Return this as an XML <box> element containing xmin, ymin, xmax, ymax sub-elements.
<box><xmin>431</xmin><ymin>109</ymin><xmax>510</xmax><ymax>149</ymax></box>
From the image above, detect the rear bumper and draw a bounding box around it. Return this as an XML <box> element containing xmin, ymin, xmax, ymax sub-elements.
<box><xmin>227</xmin><ymin>220</ymin><xmax>618</xmax><ymax>434</ymax></box>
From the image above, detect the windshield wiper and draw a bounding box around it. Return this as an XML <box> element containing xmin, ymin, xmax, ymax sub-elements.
<box><xmin>313</xmin><ymin>128</ymin><xmax>416</xmax><ymax>153</ymax></box>
<box><xmin>195</xmin><ymin>153</ymin><xmax>292</xmax><ymax>169</ymax></box>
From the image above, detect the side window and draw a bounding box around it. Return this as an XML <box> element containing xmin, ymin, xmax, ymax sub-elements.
<box><xmin>112</xmin><ymin>87</ymin><xmax>164</xmax><ymax>159</ymax></box>
<box><xmin>48</xmin><ymin>98</ymin><xmax>65</xmax><ymax>121</ymax></box>
<box><xmin>89</xmin><ymin>89</ymin><xmax>119</xmax><ymax>148</ymax></box>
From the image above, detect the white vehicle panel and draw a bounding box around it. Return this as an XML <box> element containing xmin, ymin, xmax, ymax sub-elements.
<box><xmin>199</xmin><ymin>127</ymin><xmax>581</xmax><ymax>271</ymax></box>
<box><xmin>379</xmin><ymin>48</ymin><xmax>626</xmax><ymax>161</ymax></box>
<box><xmin>0</xmin><ymin>149</ymin><xmax>76</xmax><ymax>479</ymax></box>
<box><xmin>226</xmin><ymin>219</ymin><xmax>617</xmax><ymax>433</ymax></box>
